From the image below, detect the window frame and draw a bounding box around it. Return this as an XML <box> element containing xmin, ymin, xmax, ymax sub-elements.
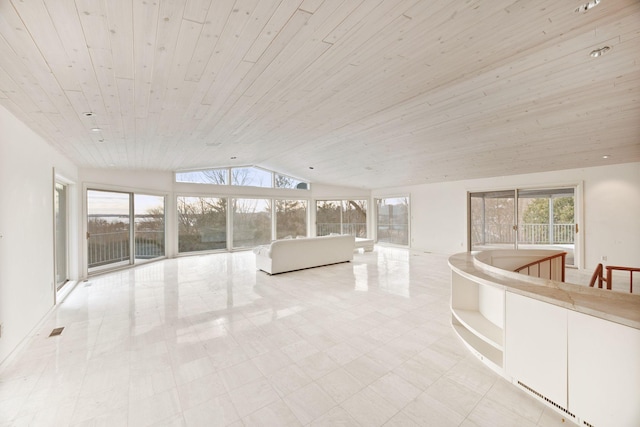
<box><xmin>375</xmin><ymin>196</ymin><xmax>410</xmax><ymax>247</ymax></box>
<box><xmin>175</xmin><ymin>166</ymin><xmax>309</xmax><ymax>190</ymax></box>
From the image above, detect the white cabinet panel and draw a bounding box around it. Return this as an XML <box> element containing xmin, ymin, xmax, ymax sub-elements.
<box><xmin>505</xmin><ymin>292</ymin><xmax>567</xmax><ymax>408</ymax></box>
<box><xmin>568</xmin><ymin>311</ymin><xmax>640</xmax><ymax>427</ymax></box>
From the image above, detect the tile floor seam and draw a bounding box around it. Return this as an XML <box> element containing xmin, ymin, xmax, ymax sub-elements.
<box><xmin>0</xmin><ymin>249</ymin><xmax>579</xmax><ymax>427</ymax></box>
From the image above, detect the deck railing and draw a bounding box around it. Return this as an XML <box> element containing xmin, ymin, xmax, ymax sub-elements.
<box><xmin>519</xmin><ymin>224</ymin><xmax>574</xmax><ymax>244</ymax></box>
<box><xmin>88</xmin><ymin>231</ymin><xmax>164</xmax><ymax>268</ymax></box>
<box><xmin>316</xmin><ymin>223</ymin><xmax>366</xmax><ymax>237</ymax></box>
<box><xmin>473</xmin><ymin>223</ymin><xmax>574</xmax><ymax>245</ymax></box>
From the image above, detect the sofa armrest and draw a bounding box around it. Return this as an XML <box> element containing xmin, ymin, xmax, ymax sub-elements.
<box><xmin>252</xmin><ymin>245</ymin><xmax>271</xmax><ymax>257</ymax></box>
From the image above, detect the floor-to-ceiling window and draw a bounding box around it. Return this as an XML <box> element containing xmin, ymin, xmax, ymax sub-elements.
<box><xmin>232</xmin><ymin>198</ymin><xmax>271</xmax><ymax>249</ymax></box>
<box><xmin>376</xmin><ymin>197</ymin><xmax>409</xmax><ymax>246</ymax></box>
<box><xmin>275</xmin><ymin>199</ymin><xmax>307</xmax><ymax>239</ymax></box>
<box><xmin>175</xmin><ymin>196</ymin><xmax>309</xmax><ymax>252</ymax></box>
<box><xmin>177</xmin><ymin>196</ymin><xmax>227</xmax><ymax>253</ymax></box>
<box><xmin>316</xmin><ymin>200</ymin><xmax>367</xmax><ymax>237</ymax></box>
<box><xmin>469</xmin><ymin>187</ymin><xmax>577</xmax><ymax>266</ymax></box>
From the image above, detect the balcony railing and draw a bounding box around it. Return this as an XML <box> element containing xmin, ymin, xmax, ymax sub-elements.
<box><xmin>88</xmin><ymin>231</ymin><xmax>164</xmax><ymax>268</ymax></box>
<box><xmin>473</xmin><ymin>223</ymin><xmax>574</xmax><ymax>245</ymax></box>
<box><xmin>519</xmin><ymin>224</ymin><xmax>575</xmax><ymax>244</ymax></box>
<box><xmin>316</xmin><ymin>223</ymin><xmax>367</xmax><ymax>237</ymax></box>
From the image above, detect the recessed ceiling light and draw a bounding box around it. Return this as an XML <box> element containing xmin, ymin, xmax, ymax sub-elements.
<box><xmin>91</xmin><ymin>127</ymin><xmax>101</xmax><ymax>132</ymax></box>
<box><xmin>590</xmin><ymin>46</ymin><xmax>611</xmax><ymax>58</ymax></box>
<box><xmin>575</xmin><ymin>0</ymin><xmax>600</xmax><ymax>13</ymax></box>
<box><xmin>230</xmin><ymin>156</ymin><xmax>237</xmax><ymax>159</ymax></box>
<box><xmin>82</xmin><ymin>112</ymin><xmax>94</xmax><ymax>117</ymax></box>
<box><xmin>309</xmin><ymin>166</ymin><xmax>315</xmax><ymax>170</ymax></box>
<box><xmin>602</xmin><ymin>154</ymin><xmax>611</xmax><ymax>159</ymax></box>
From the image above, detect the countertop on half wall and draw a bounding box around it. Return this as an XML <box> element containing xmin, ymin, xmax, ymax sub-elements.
<box><xmin>448</xmin><ymin>251</ymin><xmax>640</xmax><ymax>330</ymax></box>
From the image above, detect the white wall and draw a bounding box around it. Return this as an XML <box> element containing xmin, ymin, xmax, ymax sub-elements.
<box><xmin>373</xmin><ymin>162</ymin><xmax>640</xmax><ymax>270</ymax></box>
<box><xmin>0</xmin><ymin>105</ymin><xmax>78</xmax><ymax>364</ymax></box>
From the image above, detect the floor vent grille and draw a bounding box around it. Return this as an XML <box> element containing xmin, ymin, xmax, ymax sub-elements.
<box><xmin>583</xmin><ymin>421</ymin><xmax>595</xmax><ymax>427</ymax></box>
<box><xmin>517</xmin><ymin>381</ymin><xmax>576</xmax><ymax>419</ymax></box>
<box><xmin>49</xmin><ymin>327</ymin><xmax>64</xmax><ymax>337</ymax></box>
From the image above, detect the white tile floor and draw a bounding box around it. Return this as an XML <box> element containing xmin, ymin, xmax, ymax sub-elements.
<box><xmin>0</xmin><ymin>247</ymin><xmax>577</xmax><ymax>426</ymax></box>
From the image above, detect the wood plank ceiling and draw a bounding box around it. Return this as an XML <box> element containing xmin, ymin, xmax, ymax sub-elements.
<box><xmin>0</xmin><ymin>0</ymin><xmax>639</xmax><ymax>189</ymax></box>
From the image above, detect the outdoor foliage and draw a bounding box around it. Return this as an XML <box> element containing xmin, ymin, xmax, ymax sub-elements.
<box><xmin>316</xmin><ymin>200</ymin><xmax>367</xmax><ymax>237</ymax></box>
<box><xmin>177</xmin><ymin>197</ymin><xmax>227</xmax><ymax>252</ymax></box>
<box><xmin>276</xmin><ymin>199</ymin><xmax>307</xmax><ymax>239</ymax></box>
<box><xmin>522</xmin><ymin>196</ymin><xmax>574</xmax><ymax>224</ymax></box>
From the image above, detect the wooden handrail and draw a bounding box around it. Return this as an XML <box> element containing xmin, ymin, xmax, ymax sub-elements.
<box><xmin>514</xmin><ymin>252</ymin><xmax>566</xmax><ymax>282</ymax></box>
<box><xmin>606</xmin><ymin>266</ymin><xmax>639</xmax><ymax>293</ymax></box>
<box><xmin>589</xmin><ymin>263</ymin><xmax>607</xmax><ymax>288</ymax></box>
<box><xmin>589</xmin><ymin>264</ymin><xmax>638</xmax><ymax>292</ymax></box>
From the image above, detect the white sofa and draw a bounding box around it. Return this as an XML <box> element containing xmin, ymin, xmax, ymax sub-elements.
<box><xmin>253</xmin><ymin>235</ymin><xmax>355</xmax><ymax>275</ymax></box>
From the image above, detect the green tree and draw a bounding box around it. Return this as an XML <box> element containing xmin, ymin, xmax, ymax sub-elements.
<box><xmin>522</xmin><ymin>197</ymin><xmax>574</xmax><ymax>224</ymax></box>
<box><xmin>276</xmin><ymin>199</ymin><xmax>307</xmax><ymax>238</ymax></box>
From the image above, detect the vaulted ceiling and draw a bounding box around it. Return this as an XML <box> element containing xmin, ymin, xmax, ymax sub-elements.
<box><xmin>1</xmin><ymin>0</ymin><xmax>639</xmax><ymax>189</ymax></box>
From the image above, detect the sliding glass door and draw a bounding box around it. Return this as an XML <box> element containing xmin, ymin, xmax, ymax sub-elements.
<box><xmin>469</xmin><ymin>187</ymin><xmax>576</xmax><ymax>266</ymax></box>
<box><xmin>469</xmin><ymin>190</ymin><xmax>516</xmax><ymax>250</ymax></box>
<box><xmin>87</xmin><ymin>189</ymin><xmax>165</xmax><ymax>273</ymax></box>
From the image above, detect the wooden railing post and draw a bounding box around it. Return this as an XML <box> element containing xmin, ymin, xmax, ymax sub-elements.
<box><xmin>605</xmin><ymin>266</ymin><xmax>639</xmax><ymax>293</ymax></box>
<box><xmin>514</xmin><ymin>252</ymin><xmax>567</xmax><ymax>281</ymax></box>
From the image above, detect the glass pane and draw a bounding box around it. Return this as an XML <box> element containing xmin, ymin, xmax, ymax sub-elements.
<box><xmin>376</xmin><ymin>197</ymin><xmax>409</xmax><ymax>245</ymax></box>
<box><xmin>134</xmin><ymin>194</ymin><xmax>165</xmax><ymax>261</ymax></box>
<box><xmin>231</xmin><ymin>167</ymin><xmax>272</xmax><ymax>187</ymax></box>
<box><xmin>470</xmin><ymin>191</ymin><xmax>516</xmax><ymax>250</ymax></box>
<box><xmin>275</xmin><ymin>173</ymin><xmax>308</xmax><ymax>190</ymax></box>
<box><xmin>233</xmin><ymin>198</ymin><xmax>271</xmax><ymax>248</ymax></box>
<box><xmin>176</xmin><ymin>169</ymin><xmax>228</xmax><ymax>184</ymax></box>
<box><xmin>276</xmin><ymin>200</ymin><xmax>307</xmax><ymax>239</ymax></box>
<box><xmin>316</xmin><ymin>201</ymin><xmax>342</xmax><ymax>236</ymax></box>
<box><xmin>518</xmin><ymin>188</ymin><xmax>575</xmax><ymax>266</ymax></box>
<box><xmin>316</xmin><ymin>200</ymin><xmax>367</xmax><ymax>237</ymax></box>
<box><xmin>55</xmin><ymin>182</ymin><xmax>68</xmax><ymax>288</ymax></box>
<box><xmin>343</xmin><ymin>200</ymin><xmax>367</xmax><ymax>237</ymax></box>
<box><xmin>87</xmin><ymin>190</ymin><xmax>130</xmax><ymax>269</ymax></box>
<box><xmin>177</xmin><ymin>196</ymin><xmax>227</xmax><ymax>253</ymax></box>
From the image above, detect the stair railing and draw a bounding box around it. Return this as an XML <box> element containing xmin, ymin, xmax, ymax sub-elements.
<box><xmin>514</xmin><ymin>252</ymin><xmax>566</xmax><ymax>282</ymax></box>
<box><xmin>606</xmin><ymin>266</ymin><xmax>639</xmax><ymax>293</ymax></box>
<box><xmin>589</xmin><ymin>264</ymin><xmax>638</xmax><ymax>293</ymax></box>
<box><xmin>589</xmin><ymin>263</ymin><xmax>607</xmax><ymax>289</ymax></box>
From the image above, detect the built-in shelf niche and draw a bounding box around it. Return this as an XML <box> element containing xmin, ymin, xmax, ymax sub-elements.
<box><xmin>451</xmin><ymin>271</ymin><xmax>505</xmax><ymax>371</ymax></box>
